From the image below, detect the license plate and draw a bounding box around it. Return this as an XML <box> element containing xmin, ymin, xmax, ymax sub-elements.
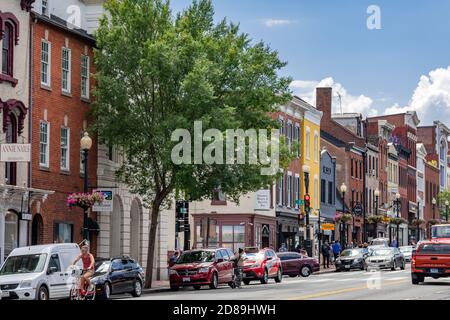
<box><xmin>1</xmin><ymin>291</ymin><xmax>10</xmax><ymax>298</ymax></box>
<box><xmin>430</xmin><ymin>268</ymin><xmax>439</xmax><ymax>274</ymax></box>
<box><xmin>345</xmin><ymin>265</ymin><xmax>351</xmax><ymax>269</ymax></box>
<box><xmin>182</xmin><ymin>277</ymin><xmax>191</xmax><ymax>282</ymax></box>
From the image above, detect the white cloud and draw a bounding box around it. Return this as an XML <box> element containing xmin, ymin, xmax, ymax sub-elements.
<box><xmin>261</xmin><ymin>18</ymin><xmax>297</xmax><ymax>27</ymax></box>
<box><xmin>401</xmin><ymin>66</ymin><xmax>450</xmax><ymax>125</ymax></box>
<box><xmin>290</xmin><ymin>77</ymin><xmax>378</xmax><ymax>116</ymax></box>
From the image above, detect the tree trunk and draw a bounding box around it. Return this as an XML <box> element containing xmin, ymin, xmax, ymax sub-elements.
<box><xmin>144</xmin><ymin>199</ymin><xmax>162</xmax><ymax>288</ymax></box>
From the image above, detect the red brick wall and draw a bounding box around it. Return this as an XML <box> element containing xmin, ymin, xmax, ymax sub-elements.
<box><xmin>424</xmin><ymin>163</ymin><xmax>440</xmax><ymax>222</ymax></box>
<box><xmin>30</xmin><ymin>21</ymin><xmax>97</xmax><ymax>251</ymax></box>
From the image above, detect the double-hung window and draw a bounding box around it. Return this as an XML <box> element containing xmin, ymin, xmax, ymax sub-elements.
<box><xmin>61</xmin><ymin>48</ymin><xmax>71</xmax><ymax>93</ymax></box>
<box><xmin>81</xmin><ymin>55</ymin><xmax>90</xmax><ymax>98</ymax></box>
<box><xmin>41</xmin><ymin>40</ymin><xmax>51</xmax><ymax>87</ymax></box>
<box><xmin>60</xmin><ymin>127</ymin><xmax>70</xmax><ymax>171</ymax></box>
<box><xmin>40</xmin><ymin>121</ymin><xmax>50</xmax><ymax>167</ymax></box>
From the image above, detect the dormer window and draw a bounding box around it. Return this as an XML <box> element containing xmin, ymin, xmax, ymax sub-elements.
<box><xmin>42</xmin><ymin>0</ymin><xmax>48</xmax><ymax>15</ymax></box>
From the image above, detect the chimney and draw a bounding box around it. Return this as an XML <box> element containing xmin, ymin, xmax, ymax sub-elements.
<box><xmin>316</xmin><ymin>87</ymin><xmax>332</xmax><ymax>121</ymax></box>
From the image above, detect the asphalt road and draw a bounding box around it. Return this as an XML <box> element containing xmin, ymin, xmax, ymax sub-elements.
<box><xmin>122</xmin><ymin>265</ymin><xmax>450</xmax><ymax>300</ymax></box>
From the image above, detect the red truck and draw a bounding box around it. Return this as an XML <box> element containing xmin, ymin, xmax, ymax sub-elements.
<box><xmin>411</xmin><ymin>239</ymin><xmax>450</xmax><ymax>285</ymax></box>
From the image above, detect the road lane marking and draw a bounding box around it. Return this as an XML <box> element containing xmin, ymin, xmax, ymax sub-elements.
<box><xmin>288</xmin><ymin>279</ymin><xmax>408</xmax><ymax>300</ymax></box>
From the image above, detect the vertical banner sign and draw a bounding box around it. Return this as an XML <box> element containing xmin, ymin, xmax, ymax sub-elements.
<box><xmin>255</xmin><ymin>189</ymin><xmax>271</xmax><ymax>211</ymax></box>
<box><xmin>92</xmin><ymin>189</ymin><xmax>114</xmax><ymax>212</ymax></box>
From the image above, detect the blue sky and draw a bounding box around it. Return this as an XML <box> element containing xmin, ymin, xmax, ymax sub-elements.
<box><xmin>171</xmin><ymin>0</ymin><xmax>450</xmax><ymax>125</ymax></box>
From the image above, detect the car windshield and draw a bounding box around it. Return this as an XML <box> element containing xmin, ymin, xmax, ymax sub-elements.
<box><xmin>419</xmin><ymin>244</ymin><xmax>450</xmax><ymax>255</ymax></box>
<box><xmin>0</xmin><ymin>254</ymin><xmax>47</xmax><ymax>275</ymax></box>
<box><xmin>94</xmin><ymin>261</ymin><xmax>111</xmax><ymax>275</ymax></box>
<box><xmin>371</xmin><ymin>249</ymin><xmax>393</xmax><ymax>256</ymax></box>
<box><xmin>400</xmin><ymin>247</ymin><xmax>413</xmax><ymax>253</ymax></box>
<box><xmin>177</xmin><ymin>251</ymin><xmax>215</xmax><ymax>264</ymax></box>
<box><xmin>245</xmin><ymin>252</ymin><xmax>265</xmax><ymax>260</ymax></box>
<box><xmin>370</xmin><ymin>239</ymin><xmax>388</xmax><ymax>246</ymax></box>
<box><xmin>340</xmin><ymin>249</ymin><xmax>361</xmax><ymax>257</ymax></box>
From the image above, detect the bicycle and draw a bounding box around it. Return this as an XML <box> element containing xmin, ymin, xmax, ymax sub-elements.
<box><xmin>230</xmin><ymin>267</ymin><xmax>243</xmax><ymax>289</ymax></box>
<box><xmin>69</xmin><ymin>266</ymin><xmax>96</xmax><ymax>301</ymax></box>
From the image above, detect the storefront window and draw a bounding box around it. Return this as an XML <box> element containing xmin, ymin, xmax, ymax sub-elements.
<box><xmin>221</xmin><ymin>225</ymin><xmax>245</xmax><ymax>251</ymax></box>
<box><xmin>196</xmin><ymin>219</ymin><xmax>219</xmax><ymax>248</ymax></box>
<box><xmin>4</xmin><ymin>211</ymin><xmax>19</xmax><ymax>257</ymax></box>
<box><xmin>54</xmin><ymin>223</ymin><xmax>73</xmax><ymax>243</ymax></box>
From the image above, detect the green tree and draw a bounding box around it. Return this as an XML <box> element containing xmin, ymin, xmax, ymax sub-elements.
<box><xmin>438</xmin><ymin>191</ymin><xmax>450</xmax><ymax>221</ymax></box>
<box><xmin>93</xmin><ymin>0</ymin><xmax>292</xmax><ymax>288</ymax></box>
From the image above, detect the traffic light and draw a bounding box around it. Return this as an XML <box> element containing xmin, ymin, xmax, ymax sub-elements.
<box><xmin>176</xmin><ymin>200</ymin><xmax>185</xmax><ymax>220</ymax></box>
<box><xmin>304</xmin><ymin>194</ymin><xmax>311</xmax><ymax>212</ymax></box>
<box><xmin>175</xmin><ymin>200</ymin><xmax>190</xmax><ymax>234</ymax></box>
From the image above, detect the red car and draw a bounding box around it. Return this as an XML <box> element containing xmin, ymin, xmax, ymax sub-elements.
<box><xmin>411</xmin><ymin>239</ymin><xmax>450</xmax><ymax>285</ymax></box>
<box><xmin>169</xmin><ymin>248</ymin><xmax>234</xmax><ymax>291</ymax></box>
<box><xmin>242</xmin><ymin>248</ymin><xmax>282</xmax><ymax>285</ymax></box>
<box><xmin>277</xmin><ymin>252</ymin><xmax>320</xmax><ymax>277</ymax></box>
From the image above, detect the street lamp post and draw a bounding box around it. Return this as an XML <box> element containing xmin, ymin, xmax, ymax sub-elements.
<box><xmin>302</xmin><ymin>165</ymin><xmax>311</xmax><ymax>239</ymax></box>
<box><xmin>374</xmin><ymin>188</ymin><xmax>380</xmax><ymax>240</ymax></box>
<box><xmin>395</xmin><ymin>192</ymin><xmax>401</xmax><ymax>247</ymax></box>
<box><xmin>80</xmin><ymin>132</ymin><xmax>93</xmax><ymax>244</ymax></box>
<box><xmin>340</xmin><ymin>183</ymin><xmax>347</xmax><ymax>249</ymax></box>
<box><xmin>446</xmin><ymin>200</ymin><xmax>449</xmax><ymax>222</ymax></box>
<box><xmin>431</xmin><ymin>198</ymin><xmax>437</xmax><ymax>238</ymax></box>
<box><xmin>417</xmin><ymin>200</ymin><xmax>421</xmax><ymax>242</ymax></box>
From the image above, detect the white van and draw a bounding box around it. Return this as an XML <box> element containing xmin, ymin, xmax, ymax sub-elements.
<box><xmin>0</xmin><ymin>243</ymin><xmax>82</xmax><ymax>300</ymax></box>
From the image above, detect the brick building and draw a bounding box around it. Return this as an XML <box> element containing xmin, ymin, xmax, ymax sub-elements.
<box><xmin>369</xmin><ymin>112</ymin><xmax>420</xmax><ymax>245</ymax></box>
<box><xmin>29</xmin><ymin>11</ymin><xmax>98</xmax><ymax>251</ymax></box>
<box><xmin>316</xmin><ymin>87</ymin><xmax>365</xmax><ymax>246</ymax></box>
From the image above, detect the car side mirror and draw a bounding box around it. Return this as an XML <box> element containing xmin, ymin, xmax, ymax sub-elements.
<box><xmin>47</xmin><ymin>267</ymin><xmax>57</xmax><ymax>275</ymax></box>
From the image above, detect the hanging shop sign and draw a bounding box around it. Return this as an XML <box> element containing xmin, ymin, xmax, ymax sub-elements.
<box><xmin>0</xmin><ymin>144</ymin><xmax>31</xmax><ymax>162</ymax></box>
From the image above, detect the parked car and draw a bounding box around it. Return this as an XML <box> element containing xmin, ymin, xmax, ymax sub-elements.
<box><xmin>91</xmin><ymin>257</ymin><xmax>144</xmax><ymax>299</ymax></box>
<box><xmin>277</xmin><ymin>252</ymin><xmax>319</xmax><ymax>277</ymax></box>
<box><xmin>0</xmin><ymin>243</ymin><xmax>81</xmax><ymax>300</ymax></box>
<box><xmin>399</xmin><ymin>246</ymin><xmax>415</xmax><ymax>262</ymax></box>
<box><xmin>335</xmin><ymin>249</ymin><xmax>367</xmax><ymax>271</ymax></box>
<box><xmin>365</xmin><ymin>247</ymin><xmax>405</xmax><ymax>271</ymax></box>
<box><xmin>411</xmin><ymin>240</ymin><xmax>450</xmax><ymax>285</ymax></box>
<box><xmin>169</xmin><ymin>249</ymin><xmax>234</xmax><ymax>291</ymax></box>
<box><xmin>242</xmin><ymin>248</ymin><xmax>282</xmax><ymax>285</ymax></box>
<box><xmin>369</xmin><ymin>238</ymin><xmax>390</xmax><ymax>247</ymax></box>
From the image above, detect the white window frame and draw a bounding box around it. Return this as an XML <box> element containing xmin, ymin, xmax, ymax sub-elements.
<box><xmin>314</xmin><ymin>176</ymin><xmax>319</xmax><ymax>209</ymax></box>
<box><xmin>286</xmin><ymin>174</ymin><xmax>292</xmax><ymax>208</ymax></box>
<box><xmin>287</xmin><ymin>121</ymin><xmax>293</xmax><ymax>152</ymax></box>
<box><xmin>81</xmin><ymin>55</ymin><xmax>90</xmax><ymax>99</ymax></box>
<box><xmin>40</xmin><ymin>121</ymin><xmax>50</xmax><ymax>168</ymax></box>
<box><xmin>305</xmin><ymin>127</ymin><xmax>311</xmax><ymax>160</ymax></box>
<box><xmin>60</xmin><ymin>127</ymin><xmax>70</xmax><ymax>171</ymax></box>
<box><xmin>295</xmin><ymin>123</ymin><xmax>301</xmax><ymax>158</ymax></box>
<box><xmin>41</xmin><ymin>40</ymin><xmax>51</xmax><ymax>87</ymax></box>
<box><xmin>294</xmin><ymin>175</ymin><xmax>300</xmax><ymax>209</ymax></box>
<box><xmin>277</xmin><ymin>176</ymin><xmax>283</xmax><ymax>206</ymax></box>
<box><xmin>314</xmin><ymin>130</ymin><xmax>319</xmax><ymax>162</ymax></box>
<box><xmin>61</xmin><ymin>47</ymin><xmax>71</xmax><ymax>94</ymax></box>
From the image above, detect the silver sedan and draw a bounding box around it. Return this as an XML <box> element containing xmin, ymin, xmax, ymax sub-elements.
<box><xmin>365</xmin><ymin>247</ymin><xmax>405</xmax><ymax>271</ymax></box>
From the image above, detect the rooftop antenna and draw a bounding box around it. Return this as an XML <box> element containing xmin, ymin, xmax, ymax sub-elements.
<box><xmin>336</xmin><ymin>92</ymin><xmax>343</xmax><ymax>115</ymax></box>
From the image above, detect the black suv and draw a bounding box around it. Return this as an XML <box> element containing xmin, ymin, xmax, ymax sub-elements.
<box><xmin>92</xmin><ymin>257</ymin><xmax>145</xmax><ymax>299</ymax></box>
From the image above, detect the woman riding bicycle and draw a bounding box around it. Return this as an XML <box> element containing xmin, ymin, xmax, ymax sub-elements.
<box><xmin>71</xmin><ymin>245</ymin><xmax>95</xmax><ymax>295</ymax></box>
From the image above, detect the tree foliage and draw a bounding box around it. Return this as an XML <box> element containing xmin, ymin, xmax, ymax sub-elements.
<box><xmin>92</xmin><ymin>0</ymin><xmax>292</xmax><ymax>287</ymax></box>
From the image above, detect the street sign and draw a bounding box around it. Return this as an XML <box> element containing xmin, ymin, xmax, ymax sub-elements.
<box><xmin>255</xmin><ymin>189</ymin><xmax>271</xmax><ymax>210</ymax></box>
<box><xmin>92</xmin><ymin>189</ymin><xmax>114</xmax><ymax>212</ymax></box>
<box><xmin>321</xmin><ymin>223</ymin><xmax>335</xmax><ymax>231</ymax></box>
<box><xmin>20</xmin><ymin>212</ymin><xmax>32</xmax><ymax>221</ymax></box>
<box><xmin>353</xmin><ymin>203</ymin><xmax>363</xmax><ymax>215</ymax></box>
<box><xmin>296</xmin><ymin>199</ymin><xmax>304</xmax><ymax>206</ymax></box>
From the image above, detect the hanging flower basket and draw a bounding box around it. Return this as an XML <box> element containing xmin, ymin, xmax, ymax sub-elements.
<box><xmin>367</xmin><ymin>215</ymin><xmax>385</xmax><ymax>225</ymax></box>
<box><xmin>334</xmin><ymin>213</ymin><xmax>352</xmax><ymax>223</ymax></box>
<box><xmin>389</xmin><ymin>217</ymin><xmax>407</xmax><ymax>225</ymax></box>
<box><xmin>427</xmin><ymin>219</ymin><xmax>441</xmax><ymax>226</ymax></box>
<box><xmin>67</xmin><ymin>192</ymin><xmax>105</xmax><ymax>210</ymax></box>
<box><xmin>410</xmin><ymin>218</ymin><xmax>425</xmax><ymax>227</ymax></box>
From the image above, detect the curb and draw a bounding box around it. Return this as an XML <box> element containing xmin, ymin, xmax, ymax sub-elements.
<box><xmin>142</xmin><ymin>287</ymin><xmax>171</xmax><ymax>295</ymax></box>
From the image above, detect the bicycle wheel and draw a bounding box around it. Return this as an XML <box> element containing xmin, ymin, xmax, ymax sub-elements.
<box><xmin>70</xmin><ymin>285</ymin><xmax>79</xmax><ymax>301</ymax></box>
<box><xmin>85</xmin><ymin>283</ymin><xmax>96</xmax><ymax>301</ymax></box>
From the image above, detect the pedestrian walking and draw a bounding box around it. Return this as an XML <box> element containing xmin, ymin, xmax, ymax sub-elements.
<box><xmin>390</xmin><ymin>239</ymin><xmax>398</xmax><ymax>248</ymax></box>
<box><xmin>321</xmin><ymin>242</ymin><xmax>331</xmax><ymax>269</ymax></box>
<box><xmin>332</xmin><ymin>241</ymin><xmax>341</xmax><ymax>260</ymax></box>
<box><xmin>169</xmin><ymin>250</ymin><xmax>180</xmax><ymax>268</ymax></box>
